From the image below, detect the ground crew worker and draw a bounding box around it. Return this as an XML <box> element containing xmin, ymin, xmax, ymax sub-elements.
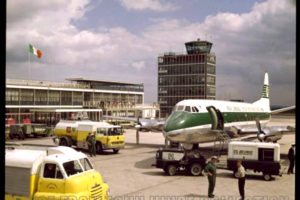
<box><xmin>288</xmin><ymin>144</ymin><xmax>295</xmax><ymax>174</ymax></box>
<box><xmin>86</xmin><ymin>132</ymin><xmax>96</xmax><ymax>157</ymax></box>
<box><xmin>236</xmin><ymin>160</ymin><xmax>246</xmax><ymax>200</ymax></box>
<box><xmin>204</xmin><ymin>156</ymin><xmax>218</xmax><ymax>198</ymax></box>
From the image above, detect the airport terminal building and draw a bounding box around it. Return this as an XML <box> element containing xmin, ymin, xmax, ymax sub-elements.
<box><xmin>5</xmin><ymin>78</ymin><xmax>157</xmax><ymax>125</ymax></box>
<box><xmin>158</xmin><ymin>39</ymin><xmax>216</xmax><ymax>117</ymax></box>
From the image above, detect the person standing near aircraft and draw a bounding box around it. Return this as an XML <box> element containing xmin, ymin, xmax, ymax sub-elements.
<box><xmin>204</xmin><ymin>156</ymin><xmax>217</xmax><ymax>198</ymax></box>
<box><xmin>236</xmin><ymin>160</ymin><xmax>246</xmax><ymax>200</ymax></box>
<box><xmin>288</xmin><ymin>144</ymin><xmax>295</xmax><ymax>174</ymax></box>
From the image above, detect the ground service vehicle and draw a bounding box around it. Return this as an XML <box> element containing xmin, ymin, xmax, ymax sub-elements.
<box><xmin>227</xmin><ymin>141</ymin><xmax>282</xmax><ymax>181</ymax></box>
<box><xmin>155</xmin><ymin>148</ymin><xmax>206</xmax><ymax>176</ymax></box>
<box><xmin>5</xmin><ymin>144</ymin><xmax>110</xmax><ymax>200</ymax></box>
<box><xmin>55</xmin><ymin>120</ymin><xmax>125</xmax><ymax>154</ymax></box>
<box><xmin>9</xmin><ymin>124</ymin><xmax>26</xmax><ymax>140</ymax></box>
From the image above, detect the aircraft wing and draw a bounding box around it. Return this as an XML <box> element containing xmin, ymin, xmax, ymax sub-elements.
<box><xmin>271</xmin><ymin>105</ymin><xmax>295</xmax><ymax>114</ymax></box>
<box><xmin>103</xmin><ymin>115</ymin><xmax>140</xmax><ymax>122</ymax></box>
<box><xmin>103</xmin><ymin>115</ymin><xmax>165</xmax><ymax>130</ymax></box>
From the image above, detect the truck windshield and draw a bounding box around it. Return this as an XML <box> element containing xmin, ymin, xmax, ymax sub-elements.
<box><xmin>63</xmin><ymin>160</ymin><xmax>83</xmax><ymax>177</ymax></box>
<box><xmin>79</xmin><ymin>158</ymin><xmax>93</xmax><ymax>171</ymax></box>
<box><xmin>107</xmin><ymin>128</ymin><xmax>123</xmax><ymax>136</ymax></box>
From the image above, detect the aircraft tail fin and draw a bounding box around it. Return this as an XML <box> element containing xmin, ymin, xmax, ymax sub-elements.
<box><xmin>253</xmin><ymin>72</ymin><xmax>270</xmax><ymax>110</ymax></box>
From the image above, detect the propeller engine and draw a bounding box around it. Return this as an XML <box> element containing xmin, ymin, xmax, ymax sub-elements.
<box><xmin>255</xmin><ymin>118</ymin><xmax>266</xmax><ymax>142</ymax></box>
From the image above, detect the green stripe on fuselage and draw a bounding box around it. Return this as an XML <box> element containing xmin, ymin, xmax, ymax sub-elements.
<box><xmin>164</xmin><ymin>111</ymin><xmax>271</xmax><ymax>132</ymax></box>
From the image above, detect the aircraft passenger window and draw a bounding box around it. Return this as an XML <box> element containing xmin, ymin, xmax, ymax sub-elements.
<box><xmin>185</xmin><ymin>106</ymin><xmax>191</xmax><ymax>112</ymax></box>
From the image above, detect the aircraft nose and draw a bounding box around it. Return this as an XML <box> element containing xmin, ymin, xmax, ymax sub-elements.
<box><xmin>163</xmin><ymin>112</ymin><xmax>187</xmax><ymax>133</ymax></box>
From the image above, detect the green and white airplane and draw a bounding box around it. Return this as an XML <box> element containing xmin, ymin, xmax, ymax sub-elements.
<box><xmin>163</xmin><ymin>72</ymin><xmax>295</xmax><ymax>144</ymax></box>
<box><xmin>104</xmin><ymin>72</ymin><xmax>294</xmax><ymax>145</ymax></box>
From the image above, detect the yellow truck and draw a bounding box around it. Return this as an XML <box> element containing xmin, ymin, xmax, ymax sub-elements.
<box><xmin>54</xmin><ymin>120</ymin><xmax>125</xmax><ymax>154</ymax></box>
<box><xmin>5</xmin><ymin>144</ymin><xmax>110</xmax><ymax>200</ymax></box>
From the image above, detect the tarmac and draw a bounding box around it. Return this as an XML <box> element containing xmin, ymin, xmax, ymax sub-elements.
<box><xmin>10</xmin><ymin>116</ymin><xmax>295</xmax><ymax>200</ymax></box>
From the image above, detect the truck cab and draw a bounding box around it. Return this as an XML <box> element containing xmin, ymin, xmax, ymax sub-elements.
<box><xmin>5</xmin><ymin>145</ymin><xmax>110</xmax><ymax>200</ymax></box>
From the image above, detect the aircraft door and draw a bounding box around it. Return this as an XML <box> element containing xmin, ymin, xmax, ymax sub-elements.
<box><xmin>206</xmin><ymin>106</ymin><xmax>224</xmax><ymax>130</ymax></box>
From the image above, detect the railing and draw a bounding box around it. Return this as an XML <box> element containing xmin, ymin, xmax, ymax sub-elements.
<box><xmin>6</xmin><ymin>79</ymin><xmax>144</xmax><ymax>92</ymax></box>
<box><xmin>158</xmin><ymin>51</ymin><xmax>215</xmax><ymax>57</ymax></box>
<box><xmin>6</xmin><ymin>79</ymin><xmax>89</xmax><ymax>89</ymax></box>
<box><xmin>83</xmin><ymin>101</ymin><xmax>160</xmax><ymax>110</ymax></box>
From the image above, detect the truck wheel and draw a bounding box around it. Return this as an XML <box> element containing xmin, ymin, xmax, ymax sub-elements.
<box><xmin>189</xmin><ymin>163</ymin><xmax>203</xmax><ymax>176</ymax></box>
<box><xmin>59</xmin><ymin>138</ymin><xmax>68</xmax><ymax>146</ymax></box>
<box><xmin>263</xmin><ymin>173</ymin><xmax>272</xmax><ymax>181</ymax></box>
<box><xmin>18</xmin><ymin>133</ymin><xmax>25</xmax><ymax>140</ymax></box>
<box><xmin>96</xmin><ymin>142</ymin><xmax>103</xmax><ymax>154</ymax></box>
<box><xmin>113</xmin><ymin>149</ymin><xmax>119</xmax><ymax>154</ymax></box>
<box><xmin>167</xmin><ymin>165</ymin><xmax>177</xmax><ymax>176</ymax></box>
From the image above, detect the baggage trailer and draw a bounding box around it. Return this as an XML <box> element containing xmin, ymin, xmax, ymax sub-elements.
<box><xmin>227</xmin><ymin>141</ymin><xmax>282</xmax><ymax>181</ymax></box>
<box><xmin>154</xmin><ymin>148</ymin><xmax>206</xmax><ymax>176</ymax></box>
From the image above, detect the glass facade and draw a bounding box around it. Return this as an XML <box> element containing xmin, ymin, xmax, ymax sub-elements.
<box><xmin>158</xmin><ymin>49</ymin><xmax>216</xmax><ymax>117</ymax></box>
<box><xmin>6</xmin><ymin>88</ymin><xmax>143</xmax><ymax>108</ymax></box>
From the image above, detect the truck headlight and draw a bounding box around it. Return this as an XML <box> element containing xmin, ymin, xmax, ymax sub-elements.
<box><xmin>106</xmin><ymin>188</ymin><xmax>111</xmax><ymax>198</ymax></box>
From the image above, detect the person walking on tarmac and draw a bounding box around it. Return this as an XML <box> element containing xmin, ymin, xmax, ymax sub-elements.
<box><xmin>288</xmin><ymin>144</ymin><xmax>295</xmax><ymax>174</ymax></box>
<box><xmin>236</xmin><ymin>160</ymin><xmax>246</xmax><ymax>200</ymax></box>
<box><xmin>86</xmin><ymin>132</ymin><xmax>96</xmax><ymax>157</ymax></box>
<box><xmin>204</xmin><ymin>156</ymin><xmax>218</xmax><ymax>198</ymax></box>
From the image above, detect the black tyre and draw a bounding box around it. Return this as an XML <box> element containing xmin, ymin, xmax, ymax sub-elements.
<box><xmin>59</xmin><ymin>138</ymin><xmax>68</xmax><ymax>146</ymax></box>
<box><xmin>113</xmin><ymin>149</ymin><xmax>119</xmax><ymax>154</ymax></box>
<box><xmin>96</xmin><ymin>142</ymin><xmax>103</xmax><ymax>154</ymax></box>
<box><xmin>18</xmin><ymin>132</ymin><xmax>25</xmax><ymax>140</ymax></box>
<box><xmin>167</xmin><ymin>165</ymin><xmax>177</xmax><ymax>176</ymax></box>
<box><xmin>189</xmin><ymin>163</ymin><xmax>203</xmax><ymax>176</ymax></box>
<box><xmin>263</xmin><ymin>172</ymin><xmax>272</xmax><ymax>181</ymax></box>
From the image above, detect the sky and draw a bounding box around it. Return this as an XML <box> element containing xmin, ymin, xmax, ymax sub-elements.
<box><xmin>6</xmin><ymin>0</ymin><xmax>295</xmax><ymax>106</ymax></box>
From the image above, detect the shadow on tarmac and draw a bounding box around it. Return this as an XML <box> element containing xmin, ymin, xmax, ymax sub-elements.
<box><xmin>134</xmin><ymin>157</ymin><xmax>156</xmax><ymax>169</ymax></box>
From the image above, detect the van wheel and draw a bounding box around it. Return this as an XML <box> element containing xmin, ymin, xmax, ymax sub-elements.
<box><xmin>96</xmin><ymin>142</ymin><xmax>103</xmax><ymax>154</ymax></box>
<box><xmin>263</xmin><ymin>173</ymin><xmax>272</xmax><ymax>181</ymax></box>
<box><xmin>167</xmin><ymin>165</ymin><xmax>177</xmax><ymax>176</ymax></box>
<box><xmin>113</xmin><ymin>149</ymin><xmax>119</xmax><ymax>154</ymax></box>
<box><xmin>189</xmin><ymin>163</ymin><xmax>203</xmax><ymax>176</ymax></box>
<box><xmin>59</xmin><ymin>138</ymin><xmax>68</xmax><ymax>146</ymax></box>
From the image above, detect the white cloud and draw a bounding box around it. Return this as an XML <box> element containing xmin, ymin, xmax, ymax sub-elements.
<box><xmin>118</xmin><ymin>0</ymin><xmax>178</xmax><ymax>11</ymax></box>
<box><xmin>6</xmin><ymin>0</ymin><xmax>295</xmax><ymax>105</ymax></box>
<box><xmin>131</xmin><ymin>60</ymin><xmax>146</xmax><ymax>70</ymax></box>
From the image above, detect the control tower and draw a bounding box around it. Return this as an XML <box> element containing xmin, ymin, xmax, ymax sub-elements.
<box><xmin>185</xmin><ymin>38</ymin><xmax>213</xmax><ymax>54</ymax></box>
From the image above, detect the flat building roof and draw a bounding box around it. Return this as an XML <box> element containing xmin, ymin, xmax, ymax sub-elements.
<box><xmin>66</xmin><ymin>78</ymin><xmax>143</xmax><ymax>86</ymax></box>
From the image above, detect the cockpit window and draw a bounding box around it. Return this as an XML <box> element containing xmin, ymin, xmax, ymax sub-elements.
<box><xmin>63</xmin><ymin>160</ymin><xmax>83</xmax><ymax>177</ymax></box>
<box><xmin>184</xmin><ymin>106</ymin><xmax>191</xmax><ymax>112</ymax></box>
<box><xmin>177</xmin><ymin>106</ymin><xmax>184</xmax><ymax>111</ymax></box>
<box><xmin>192</xmin><ymin>106</ymin><xmax>199</xmax><ymax>113</ymax></box>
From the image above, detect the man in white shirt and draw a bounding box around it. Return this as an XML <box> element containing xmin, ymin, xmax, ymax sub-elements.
<box><xmin>236</xmin><ymin>160</ymin><xmax>245</xmax><ymax>200</ymax></box>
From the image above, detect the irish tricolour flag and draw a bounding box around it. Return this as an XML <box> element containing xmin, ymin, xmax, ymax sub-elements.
<box><xmin>29</xmin><ymin>44</ymin><xmax>42</xmax><ymax>58</ymax></box>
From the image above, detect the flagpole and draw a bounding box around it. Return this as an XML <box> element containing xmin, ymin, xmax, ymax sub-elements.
<box><xmin>28</xmin><ymin>50</ymin><xmax>30</xmax><ymax>81</ymax></box>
